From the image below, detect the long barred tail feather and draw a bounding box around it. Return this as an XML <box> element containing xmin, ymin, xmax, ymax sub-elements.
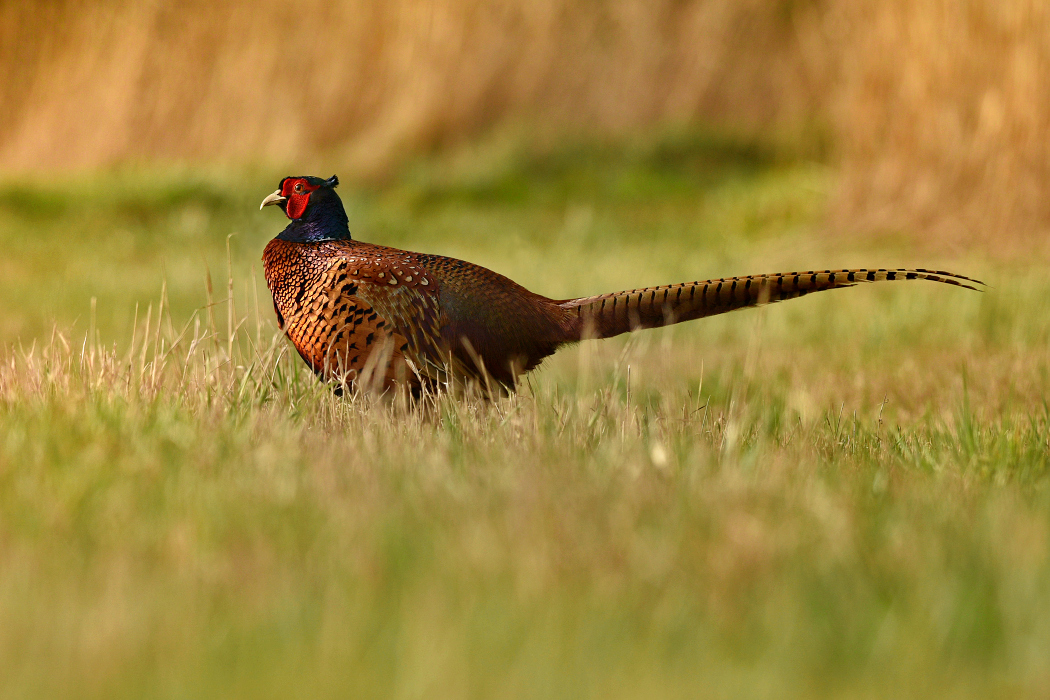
<box><xmin>557</xmin><ymin>268</ymin><xmax>983</xmax><ymax>341</ymax></box>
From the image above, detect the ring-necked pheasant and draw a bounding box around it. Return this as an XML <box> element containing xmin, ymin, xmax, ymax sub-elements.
<box><xmin>261</xmin><ymin>175</ymin><xmax>981</xmax><ymax>395</ymax></box>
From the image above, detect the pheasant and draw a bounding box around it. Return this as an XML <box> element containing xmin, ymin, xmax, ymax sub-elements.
<box><xmin>261</xmin><ymin>175</ymin><xmax>980</xmax><ymax>395</ymax></box>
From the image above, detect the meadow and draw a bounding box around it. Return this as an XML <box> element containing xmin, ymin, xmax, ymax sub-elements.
<box><xmin>1</xmin><ymin>137</ymin><xmax>1049</xmax><ymax>698</ymax></box>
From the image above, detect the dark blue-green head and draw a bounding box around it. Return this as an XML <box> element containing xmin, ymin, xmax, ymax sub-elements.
<box><xmin>260</xmin><ymin>175</ymin><xmax>350</xmax><ymax>243</ymax></box>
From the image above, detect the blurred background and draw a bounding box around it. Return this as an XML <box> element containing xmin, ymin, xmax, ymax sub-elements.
<box><xmin>3</xmin><ymin>0</ymin><xmax>1048</xmax><ymax>244</ymax></box>
<box><xmin>6</xmin><ymin>5</ymin><xmax>1050</xmax><ymax>698</ymax></box>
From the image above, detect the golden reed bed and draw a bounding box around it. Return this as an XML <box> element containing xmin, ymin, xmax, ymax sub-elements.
<box><xmin>3</xmin><ymin>0</ymin><xmax>1049</xmax><ymax>244</ymax></box>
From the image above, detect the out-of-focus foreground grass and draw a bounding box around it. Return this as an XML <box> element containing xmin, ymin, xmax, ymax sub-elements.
<box><xmin>1</xmin><ymin>138</ymin><xmax>1049</xmax><ymax>698</ymax></box>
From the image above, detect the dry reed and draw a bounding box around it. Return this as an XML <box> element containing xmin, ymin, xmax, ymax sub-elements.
<box><xmin>829</xmin><ymin>0</ymin><xmax>1050</xmax><ymax>245</ymax></box>
<box><xmin>0</xmin><ymin>0</ymin><xmax>827</xmax><ymax>172</ymax></box>
<box><xmin>3</xmin><ymin>0</ymin><xmax>1049</xmax><ymax>243</ymax></box>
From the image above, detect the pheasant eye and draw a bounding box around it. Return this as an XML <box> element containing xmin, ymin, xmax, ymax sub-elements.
<box><xmin>293</xmin><ymin>182</ymin><xmax>304</xmax><ymax>194</ymax></box>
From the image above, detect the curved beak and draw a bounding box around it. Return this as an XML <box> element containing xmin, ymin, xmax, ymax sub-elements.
<box><xmin>259</xmin><ymin>190</ymin><xmax>287</xmax><ymax>211</ymax></box>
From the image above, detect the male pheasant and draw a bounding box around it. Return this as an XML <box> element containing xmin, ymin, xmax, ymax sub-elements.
<box><xmin>261</xmin><ymin>175</ymin><xmax>980</xmax><ymax>395</ymax></box>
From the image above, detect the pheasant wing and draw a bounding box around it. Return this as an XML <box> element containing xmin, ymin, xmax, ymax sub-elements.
<box><xmin>323</xmin><ymin>253</ymin><xmax>469</xmax><ymax>385</ymax></box>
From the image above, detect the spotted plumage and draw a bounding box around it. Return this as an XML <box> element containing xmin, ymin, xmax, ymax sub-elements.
<box><xmin>261</xmin><ymin>175</ymin><xmax>982</xmax><ymax>395</ymax></box>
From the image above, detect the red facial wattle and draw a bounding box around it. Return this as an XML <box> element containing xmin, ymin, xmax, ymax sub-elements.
<box><xmin>281</xmin><ymin>178</ymin><xmax>321</xmax><ymax>219</ymax></box>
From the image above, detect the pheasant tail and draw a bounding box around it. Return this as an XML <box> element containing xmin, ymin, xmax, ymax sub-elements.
<box><xmin>558</xmin><ymin>268</ymin><xmax>983</xmax><ymax>341</ymax></box>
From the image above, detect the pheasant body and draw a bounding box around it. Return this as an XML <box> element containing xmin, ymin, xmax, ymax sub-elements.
<box><xmin>260</xmin><ymin>175</ymin><xmax>981</xmax><ymax>394</ymax></box>
<box><xmin>263</xmin><ymin>237</ymin><xmax>576</xmax><ymax>391</ymax></box>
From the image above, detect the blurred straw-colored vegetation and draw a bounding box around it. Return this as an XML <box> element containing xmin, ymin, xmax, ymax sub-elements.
<box><xmin>3</xmin><ymin>0</ymin><xmax>1049</xmax><ymax>243</ymax></box>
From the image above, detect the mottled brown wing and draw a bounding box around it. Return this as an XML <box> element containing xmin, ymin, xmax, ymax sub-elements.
<box><xmin>321</xmin><ymin>253</ymin><xmax>475</xmax><ymax>385</ymax></box>
<box><xmin>276</xmin><ymin>268</ymin><xmax>411</xmax><ymax>388</ymax></box>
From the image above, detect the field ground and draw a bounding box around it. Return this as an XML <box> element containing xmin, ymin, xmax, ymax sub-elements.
<box><xmin>1</xmin><ymin>139</ymin><xmax>1049</xmax><ymax>698</ymax></box>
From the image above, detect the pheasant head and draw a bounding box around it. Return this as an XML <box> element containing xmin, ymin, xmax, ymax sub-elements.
<box><xmin>261</xmin><ymin>175</ymin><xmax>350</xmax><ymax>242</ymax></box>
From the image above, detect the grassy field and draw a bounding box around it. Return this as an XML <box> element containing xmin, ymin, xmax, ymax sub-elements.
<box><xmin>1</xmin><ymin>138</ymin><xmax>1049</xmax><ymax>698</ymax></box>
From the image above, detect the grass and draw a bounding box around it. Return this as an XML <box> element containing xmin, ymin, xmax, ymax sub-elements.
<box><xmin>1</xmin><ymin>141</ymin><xmax>1049</xmax><ymax>698</ymax></box>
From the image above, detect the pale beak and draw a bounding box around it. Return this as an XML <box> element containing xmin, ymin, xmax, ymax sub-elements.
<box><xmin>259</xmin><ymin>190</ymin><xmax>287</xmax><ymax>210</ymax></box>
